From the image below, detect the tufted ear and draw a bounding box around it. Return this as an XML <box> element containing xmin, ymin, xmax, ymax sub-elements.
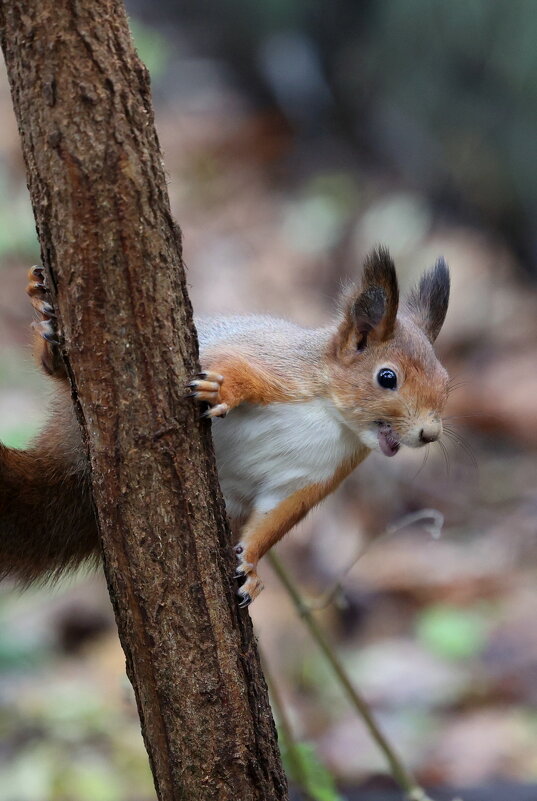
<box><xmin>342</xmin><ymin>247</ymin><xmax>399</xmax><ymax>352</ymax></box>
<box><xmin>405</xmin><ymin>258</ymin><xmax>450</xmax><ymax>343</ymax></box>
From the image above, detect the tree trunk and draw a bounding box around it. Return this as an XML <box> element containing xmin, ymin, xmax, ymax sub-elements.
<box><xmin>0</xmin><ymin>3</ymin><xmax>288</xmax><ymax>800</ymax></box>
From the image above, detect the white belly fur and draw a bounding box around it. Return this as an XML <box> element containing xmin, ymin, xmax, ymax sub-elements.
<box><xmin>211</xmin><ymin>398</ymin><xmax>361</xmax><ymax>521</ymax></box>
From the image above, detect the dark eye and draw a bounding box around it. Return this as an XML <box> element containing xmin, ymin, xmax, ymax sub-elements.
<box><xmin>377</xmin><ymin>368</ymin><xmax>397</xmax><ymax>390</ymax></box>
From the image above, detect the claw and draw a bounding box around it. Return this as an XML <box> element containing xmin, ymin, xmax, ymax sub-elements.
<box><xmin>202</xmin><ymin>403</ymin><xmax>228</xmax><ymax>419</ymax></box>
<box><xmin>42</xmin><ymin>302</ymin><xmax>56</xmax><ymax>317</ymax></box>
<box><xmin>238</xmin><ymin>593</ymin><xmax>252</xmax><ymax>608</ymax></box>
<box><xmin>43</xmin><ymin>332</ymin><xmax>60</xmax><ymax>344</ymax></box>
<box><xmin>234</xmin><ymin>565</ymin><xmax>248</xmax><ymax>587</ymax></box>
<box><xmin>201</xmin><ymin>407</ymin><xmax>223</xmax><ymax>419</ymax></box>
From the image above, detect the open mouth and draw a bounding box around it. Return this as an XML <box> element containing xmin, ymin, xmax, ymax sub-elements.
<box><xmin>377</xmin><ymin>424</ymin><xmax>400</xmax><ymax>457</ymax></box>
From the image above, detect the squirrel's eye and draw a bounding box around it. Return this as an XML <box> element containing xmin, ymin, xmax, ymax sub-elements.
<box><xmin>377</xmin><ymin>368</ymin><xmax>397</xmax><ymax>390</ymax></box>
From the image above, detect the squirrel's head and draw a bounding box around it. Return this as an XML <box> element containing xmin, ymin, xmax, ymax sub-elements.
<box><xmin>328</xmin><ymin>247</ymin><xmax>450</xmax><ymax>457</ymax></box>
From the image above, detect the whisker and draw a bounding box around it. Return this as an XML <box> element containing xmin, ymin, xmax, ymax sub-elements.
<box><xmin>447</xmin><ymin>381</ymin><xmax>470</xmax><ymax>396</ymax></box>
<box><xmin>444</xmin><ymin>439</ymin><xmax>478</xmax><ymax>470</ymax></box>
<box><xmin>444</xmin><ymin>411</ymin><xmax>504</xmax><ymax>425</ymax></box>
<box><xmin>437</xmin><ymin>438</ymin><xmax>451</xmax><ymax>476</ymax></box>
<box><xmin>443</xmin><ymin>424</ymin><xmax>472</xmax><ymax>438</ymax></box>
<box><xmin>447</xmin><ymin>387</ymin><xmax>465</xmax><ymax>397</ymax></box>
<box><xmin>442</xmin><ymin>427</ymin><xmax>479</xmax><ymax>469</ymax></box>
<box><xmin>442</xmin><ymin>413</ymin><xmax>485</xmax><ymax>421</ymax></box>
<box><xmin>411</xmin><ymin>444</ymin><xmax>430</xmax><ymax>480</ymax></box>
<box><xmin>448</xmin><ymin>374</ymin><xmax>469</xmax><ymax>388</ymax></box>
<box><xmin>443</xmin><ymin>428</ymin><xmax>473</xmax><ymax>451</ymax></box>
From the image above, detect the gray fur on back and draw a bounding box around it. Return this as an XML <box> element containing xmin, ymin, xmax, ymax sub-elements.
<box><xmin>195</xmin><ymin>315</ymin><xmax>332</xmax><ymax>371</ymax></box>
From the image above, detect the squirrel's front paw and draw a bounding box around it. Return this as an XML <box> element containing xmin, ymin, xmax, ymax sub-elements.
<box><xmin>234</xmin><ymin>545</ymin><xmax>264</xmax><ymax>608</ymax></box>
<box><xmin>186</xmin><ymin>371</ymin><xmax>229</xmax><ymax>418</ymax></box>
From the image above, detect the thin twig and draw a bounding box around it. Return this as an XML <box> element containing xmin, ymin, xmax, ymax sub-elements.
<box><xmin>308</xmin><ymin>509</ymin><xmax>444</xmax><ymax>612</ymax></box>
<box><xmin>268</xmin><ymin>550</ymin><xmax>439</xmax><ymax>801</ymax></box>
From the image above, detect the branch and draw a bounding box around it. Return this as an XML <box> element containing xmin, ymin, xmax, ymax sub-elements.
<box><xmin>268</xmin><ymin>552</ymin><xmax>441</xmax><ymax>801</ymax></box>
<box><xmin>309</xmin><ymin>509</ymin><xmax>444</xmax><ymax>611</ymax></box>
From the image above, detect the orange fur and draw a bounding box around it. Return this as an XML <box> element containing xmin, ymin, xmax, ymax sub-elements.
<box><xmin>234</xmin><ymin>451</ymin><xmax>366</xmax><ymax>602</ymax></box>
<box><xmin>202</xmin><ymin>351</ymin><xmax>305</xmax><ymax>409</ymax></box>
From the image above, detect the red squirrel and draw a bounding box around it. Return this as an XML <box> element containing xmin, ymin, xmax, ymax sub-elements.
<box><xmin>0</xmin><ymin>248</ymin><xmax>449</xmax><ymax>606</ymax></box>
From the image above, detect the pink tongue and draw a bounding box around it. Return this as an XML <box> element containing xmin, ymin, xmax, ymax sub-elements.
<box><xmin>378</xmin><ymin>428</ymin><xmax>400</xmax><ymax>457</ymax></box>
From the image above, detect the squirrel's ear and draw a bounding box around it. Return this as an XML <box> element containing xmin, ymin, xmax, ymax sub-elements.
<box><xmin>340</xmin><ymin>247</ymin><xmax>399</xmax><ymax>352</ymax></box>
<box><xmin>405</xmin><ymin>258</ymin><xmax>450</xmax><ymax>343</ymax></box>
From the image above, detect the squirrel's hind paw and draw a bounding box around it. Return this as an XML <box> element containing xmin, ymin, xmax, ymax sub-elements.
<box><xmin>236</xmin><ymin>572</ymin><xmax>264</xmax><ymax>607</ymax></box>
<box><xmin>235</xmin><ymin>547</ymin><xmax>264</xmax><ymax>607</ymax></box>
<box><xmin>32</xmin><ymin>319</ymin><xmax>59</xmax><ymax>346</ymax></box>
<box><xmin>27</xmin><ymin>266</ymin><xmax>55</xmax><ymax>317</ymax></box>
<box><xmin>27</xmin><ymin>266</ymin><xmax>65</xmax><ymax>379</ymax></box>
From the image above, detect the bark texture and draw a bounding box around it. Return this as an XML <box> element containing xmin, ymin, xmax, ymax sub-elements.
<box><xmin>0</xmin><ymin>2</ymin><xmax>288</xmax><ymax>800</ymax></box>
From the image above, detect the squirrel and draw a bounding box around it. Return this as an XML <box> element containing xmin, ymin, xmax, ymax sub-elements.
<box><xmin>0</xmin><ymin>247</ymin><xmax>449</xmax><ymax>606</ymax></box>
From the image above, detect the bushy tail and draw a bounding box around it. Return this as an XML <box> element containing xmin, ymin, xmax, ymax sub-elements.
<box><xmin>0</xmin><ymin>266</ymin><xmax>100</xmax><ymax>583</ymax></box>
<box><xmin>0</xmin><ymin>413</ymin><xmax>99</xmax><ymax>584</ymax></box>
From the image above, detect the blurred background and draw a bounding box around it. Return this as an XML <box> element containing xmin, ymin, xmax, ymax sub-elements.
<box><xmin>1</xmin><ymin>1</ymin><xmax>537</xmax><ymax>799</ymax></box>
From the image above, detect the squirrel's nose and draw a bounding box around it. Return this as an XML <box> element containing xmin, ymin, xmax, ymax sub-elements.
<box><xmin>419</xmin><ymin>423</ymin><xmax>441</xmax><ymax>444</ymax></box>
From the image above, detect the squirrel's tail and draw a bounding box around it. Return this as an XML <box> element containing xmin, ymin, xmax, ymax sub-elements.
<box><xmin>0</xmin><ymin>397</ymin><xmax>99</xmax><ymax>584</ymax></box>
<box><xmin>0</xmin><ymin>265</ymin><xmax>99</xmax><ymax>583</ymax></box>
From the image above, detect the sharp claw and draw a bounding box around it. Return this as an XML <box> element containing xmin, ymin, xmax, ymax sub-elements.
<box><xmin>184</xmin><ymin>391</ymin><xmax>197</xmax><ymax>399</ymax></box>
<box><xmin>201</xmin><ymin>404</ymin><xmax>228</xmax><ymax>419</ymax></box>
<box><xmin>208</xmin><ymin>403</ymin><xmax>228</xmax><ymax>418</ymax></box>
<box><xmin>235</xmin><ymin>571</ymin><xmax>247</xmax><ymax>588</ymax></box>
<box><xmin>197</xmin><ymin>371</ymin><xmax>207</xmax><ymax>379</ymax></box>
<box><xmin>42</xmin><ymin>303</ymin><xmax>56</xmax><ymax>317</ymax></box>
<box><xmin>238</xmin><ymin>593</ymin><xmax>252</xmax><ymax>608</ymax></box>
<box><xmin>43</xmin><ymin>332</ymin><xmax>60</xmax><ymax>344</ymax></box>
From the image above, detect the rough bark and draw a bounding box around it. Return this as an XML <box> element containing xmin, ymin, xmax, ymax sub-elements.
<box><xmin>0</xmin><ymin>2</ymin><xmax>288</xmax><ymax>800</ymax></box>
